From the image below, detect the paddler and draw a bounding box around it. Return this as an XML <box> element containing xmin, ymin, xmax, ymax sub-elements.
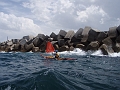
<box><xmin>54</xmin><ymin>50</ymin><xmax>60</xmax><ymax>59</ymax></box>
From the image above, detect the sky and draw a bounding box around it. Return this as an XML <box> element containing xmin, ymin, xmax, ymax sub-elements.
<box><xmin>0</xmin><ymin>0</ymin><xmax>120</xmax><ymax>42</ymax></box>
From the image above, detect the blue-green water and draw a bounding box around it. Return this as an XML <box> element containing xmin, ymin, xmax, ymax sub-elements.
<box><xmin>0</xmin><ymin>50</ymin><xmax>120</xmax><ymax>90</ymax></box>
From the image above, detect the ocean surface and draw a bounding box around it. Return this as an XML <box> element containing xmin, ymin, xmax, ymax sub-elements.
<box><xmin>0</xmin><ymin>48</ymin><xmax>120</xmax><ymax>90</ymax></box>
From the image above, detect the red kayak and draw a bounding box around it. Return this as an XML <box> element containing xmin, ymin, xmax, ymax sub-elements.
<box><xmin>40</xmin><ymin>54</ymin><xmax>77</xmax><ymax>60</ymax></box>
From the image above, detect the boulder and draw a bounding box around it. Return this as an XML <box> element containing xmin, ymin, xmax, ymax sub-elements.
<box><xmin>12</xmin><ymin>39</ymin><xmax>19</xmax><ymax>44</ymax></box>
<box><xmin>99</xmin><ymin>44</ymin><xmax>114</xmax><ymax>55</ymax></box>
<box><xmin>33</xmin><ymin>37</ymin><xmax>43</xmax><ymax>47</ymax></box>
<box><xmin>96</xmin><ymin>31</ymin><xmax>107</xmax><ymax>43</ymax></box>
<box><xmin>13</xmin><ymin>44</ymin><xmax>21</xmax><ymax>51</ymax></box>
<box><xmin>19</xmin><ymin>39</ymin><xmax>27</xmax><ymax>46</ymax></box>
<box><xmin>87</xmin><ymin>29</ymin><xmax>100</xmax><ymax>42</ymax></box>
<box><xmin>7</xmin><ymin>41</ymin><xmax>13</xmax><ymax>46</ymax></box>
<box><xmin>23</xmin><ymin>35</ymin><xmax>34</xmax><ymax>41</ymax></box>
<box><xmin>102</xmin><ymin>37</ymin><xmax>113</xmax><ymax>46</ymax></box>
<box><xmin>0</xmin><ymin>46</ymin><xmax>5</xmax><ymax>51</ymax></box>
<box><xmin>39</xmin><ymin>41</ymin><xmax>46</xmax><ymax>52</ymax></box>
<box><xmin>75</xmin><ymin>44</ymin><xmax>85</xmax><ymax>50</ymax></box>
<box><xmin>58</xmin><ymin>30</ymin><xmax>67</xmax><ymax>38</ymax></box>
<box><xmin>32</xmin><ymin>47</ymin><xmax>40</xmax><ymax>52</ymax></box>
<box><xmin>69</xmin><ymin>46</ymin><xmax>74</xmax><ymax>51</ymax></box>
<box><xmin>116</xmin><ymin>35</ymin><xmax>120</xmax><ymax>43</ymax></box>
<box><xmin>116</xmin><ymin>25</ymin><xmax>120</xmax><ymax>34</ymax></box>
<box><xmin>24</xmin><ymin>43</ymin><xmax>34</xmax><ymax>52</ymax></box>
<box><xmin>5</xmin><ymin>46</ymin><xmax>12</xmax><ymax>52</ymax></box>
<box><xmin>108</xmin><ymin>26</ymin><xmax>118</xmax><ymax>38</ymax></box>
<box><xmin>59</xmin><ymin>45</ymin><xmax>69</xmax><ymax>52</ymax></box>
<box><xmin>53</xmin><ymin>44</ymin><xmax>59</xmax><ymax>50</ymax></box>
<box><xmin>37</xmin><ymin>34</ymin><xmax>46</xmax><ymax>40</ymax></box>
<box><xmin>50</xmin><ymin>32</ymin><xmax>58</xmax><ymax>41</ymax></box>
<box><xmin>58</xmin><ymin>39</ymin><xmax>65</xmax><ymax>47</ymax></box>
<box><xmin>74</xmin><ymin>28</ymin><xmax>83</xmax><ymax>39</ymax></box>
<box><xmin>64</xmin><ymin>30</ymin><xmax>75</xmax><ymax>40</ymax></box>
<box><xmin>81</xmin><ymin>26</ymin><xmax>91</xmax><ymax>42</ymax></box>
<box><xmin>86</xmin><ymin>41</ymin><xmax>99</xmax><ymax>51</ymax></box>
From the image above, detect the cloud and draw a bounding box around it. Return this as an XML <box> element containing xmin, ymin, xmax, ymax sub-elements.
<box><xmin>0</xmin><ymin>12</ymin><xmax>41</xmax><ymax>42</ymax></box>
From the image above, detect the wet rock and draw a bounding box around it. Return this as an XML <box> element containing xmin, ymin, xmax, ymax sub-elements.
<box><xmin>32</xmin><ymin>47</ymin><xmax>40</xmax><ymax>52</ymax></box>
<box><xmin>99</xmin><ymin>44</ymin><xmax>114</xmax><ymax>55</ymax></box>
<box><xmin>59</xmin><ymin>45</ymin><xmax>69</xmax><ymax>52</ymax></box>
<box><xmin>86</xmin><ymin>41</ymin><xmax>99</xmax><ymax>51</ymax></box>
<box><xmin>75</xmin><ymin>44</ymin><xmax>85</xmax><ymax>50</ymax></box>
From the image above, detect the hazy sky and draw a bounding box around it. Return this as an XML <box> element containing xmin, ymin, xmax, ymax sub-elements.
<box><xmin>0</xmin><ymin>0</ymin><xmax>120</xmax><ymax>42</ymax></box>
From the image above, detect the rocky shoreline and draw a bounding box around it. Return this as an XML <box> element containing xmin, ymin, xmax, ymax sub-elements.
<box><xmin>0</xmin><ymin>25</ymin><xmax>120</xmax><ymax>55</ymax></box>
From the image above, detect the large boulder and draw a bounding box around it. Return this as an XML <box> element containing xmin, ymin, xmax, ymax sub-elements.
<box><xmin>108</xmin><ymin>26</ymin><xmax>118</xmax><ymax>38</ymax></box>
<box><xmin>96</xmin><ymin>31</ymin><xmax>107</xmax><ymax>43</ymax></box>
<box><xmin>99</xmin><ymin>44</ymin><xmax>114</xmax><ymax>55</ymax></box>
<box><xmin>64</xmin><ymin>30</ymin><xmax>75</xmax><ymax>40</ymax></box>
<box><xmin>33</xmin><ymin>37</ymin><xmax>43</xmax><ymax>47</ymax></box>
<box><xmin>116</xmin><ymin>35</ymin><xmax>120</xmax><ymax>43</ymax></box>
<box><xmin>58</xmin><ymin>39</ymin><xmax>65</xmax><ymax>47</ymax></box>
<box><xmin>102</xmin><ymin>37</ymin><xmax>113</xmax><ymax>46</ymax></box>
<box><xmin>86</xmin><ymin>41</ymin><xmax>99</xmax><ymax>51</ymax></box>
<box><xmin>59</xmin><ymin>45</ymin><xmax>69</xmax><ymax>52</ymax></box>
<box><xmin>58</xmin><ymin>30</ymin><xmax>67</xmax><ymax>38</ymax></box>
<box><xmin>87</xmin><ymin>29</ymin><xmax>100</xmax><ymax>42</ymax></box>
<box><xmin>13</xmin><ymin>44</ymin><xmax>21</xmax><ymax>51</ymax></box>
<box><xmin>12</xmin><ymin>39</ymin><xmax>19</xmax><ymax>44</ymax></box>
<box><xmin>37</xmin><ymin>34</ymin><xmax>46</xmax><ymax>40</ymax></box>
<box><xmin>6</xmin><ymin>41</ymin><xmax>13</xmax><ymax>46</ymax></box>
<box><xmin>81</xmin><ymin>26</ymin><xmax>91</xmax><ymax>42</ymax></box>
<box><xmin>74</xmin><ymin>28</ymin><xmax>83</xmax><ymax>39</ymax></box>
<box><xmin>23</xmin><ymin>35</ymin><xmax>34</xmax><ymax>41</ymax></box>
<box><xmin>75</xmin><ymin>44</ymin><xmax>85</xmax><ymax>50</ymax></box>
<box><xmin>32</xmin><ymin>47</ymin><xmax>40</xmax><ymax>52</ymax></box>
<box><xmin>24</xmin><ymin>43</ymin><xmax>34</xmax><ymax>52</ymax></box>
<box><xmin>50</xmin><ymin>32</ymin><xmax>58</xmax><ymax>41</ymax></box>
<box><xmin>19</xmin><ymin>39</ymin><xmax>27</xmax><ymax>46</ymax></box>
<box><xmin>116</xmin><ymin>25</ymin><xmax>120</xmax><ymax>34</ymax></box>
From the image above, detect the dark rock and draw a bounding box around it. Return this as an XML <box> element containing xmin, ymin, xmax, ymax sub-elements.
<box><xmin>116</xmin><ymin>35</ymin><xmax>120</xmax><ymax>43</ymax></box>
<box><xmin>116</xmin><ymin>25</ymin><xmax>120</xmax><ymax>34</ymax></box>
<box><xmin>59</xmin><ymin>45</ymin><xmax>69</xmax><ymax>52</ymax></box>
<box><xmin>64</xmin><ymin>30</ymin><xmax>75</xmax><ymax>40</ymax></box>
<box><xmin>75</xmin><ymin>44</ymin><xmax>85</xmax><ymax>50</ymax></box>
<box><xmin>96</xmin><ymin>31</ymin><xmax>107</xmax><ymax>43</ymax></box>
<box><xmin>102</xmin><ymin>37</ymin><xmax>113</xmax><ymax>46</ymax></box>
<box><xmin>58</xmin><ymin>39</ymin><xmax>65</xmax><ymax>47</ymax></box>
<box><xmin>74</xmin><ymin>28</ymin><xmax>83</xmax><ymax>39</ymax></box>
<box><xmin>19</xmin><ymin>39</ymin><xmax>27</xmax><ymax>46</ymax></box>
<box><xmin>50</xmin><ymin>32</ymin><xmax>58</xmax><ymax>41</ymax></box>
<box><xmin>99</xmin><ymin>44</ymin><xmax>114</xmax><ymax>55</ymax></box>
<box><xmin>32</xmin><ymin>47</ymin><xmax>40</xmax><ymax>52</ymax></box>
<box><xmin>12</xmin><ymin>39</ymin><xmax>19</xmax><ymax>44</ymax></box>
<box><xmin>81</xmin><ymin>26</ymin><xmax>91</xmax><ymax>42</ymax></box>
<box><xmin>108</xmin><ymin>26</ymin><xmax>118</xmax><ymax>38</ymax></box>
<box><xmin>86</xmin><ymin>41</ymin><xmax>99</xmax><ymax>51</ymax></box>
<box><xmin>33</xmin><ymin>37</ymin><xmax>43</xmax><ymax>47</ymax></box>
<box><xmin>58</xmin><ymin>30</ymin><xmax>67</xmax><ymax>38</ymax></box>
<box><xmin>24</xmin><ymin>43</ymin><xmax>34</xmax><ymax>52</ymax></box>
<box><xmin>37</xmin><ymin>34</ymin><xmax>46</xmax><ymax>40</ymax></box>
<box><xmin>23</xmin><ymin>35</ymin><xmax>34</xmax><ymax>41</ymax></box>
<box><xmin>88</xmin><ymin>29</ymin><xmax>100</xmax><ymax>42</ymax></box>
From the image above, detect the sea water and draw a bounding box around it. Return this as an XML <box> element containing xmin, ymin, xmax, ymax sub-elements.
<box><xmin>0</xmin><ymin>48</ymin><xmax>120</xmax><ymax>90</ymax></box>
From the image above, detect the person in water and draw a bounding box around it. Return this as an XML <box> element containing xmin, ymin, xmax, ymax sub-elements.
<box><xmin>54</xmin><ymin>50</ymin><xmax>60</xmax><ymax>59</ymax></box>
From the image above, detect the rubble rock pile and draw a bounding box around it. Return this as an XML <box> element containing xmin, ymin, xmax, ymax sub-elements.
<box><xmin>0</xmin><ymin>25</ymin><xmax>120</xmax><ymax>55</ymax></box>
